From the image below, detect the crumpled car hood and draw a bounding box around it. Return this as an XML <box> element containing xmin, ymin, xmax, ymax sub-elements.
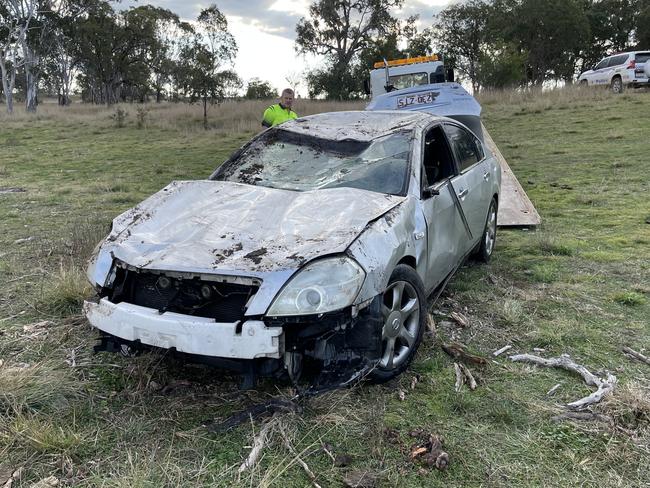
<box><xmin>103</xmin><ymin>180</ymin><xmax>405</xmax><ymax>274</ymax></box>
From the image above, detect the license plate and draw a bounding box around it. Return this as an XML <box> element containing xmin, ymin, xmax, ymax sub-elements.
<box><xmin>396</xmin><ymin>92</ymin><xmax>438</xmax><ymax>109</ymax></box>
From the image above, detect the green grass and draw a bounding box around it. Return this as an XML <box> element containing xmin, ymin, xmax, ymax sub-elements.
<box><xmin>1</xmin><ymin>92</ymin><xmax>649</xmax><ymax>486</ymax></box>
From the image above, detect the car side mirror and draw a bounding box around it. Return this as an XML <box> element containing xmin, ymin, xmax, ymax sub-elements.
<box><xmin>422</xmin><ymin>186</ymin><xmax>440</xmax><ymax>199</ymax></box>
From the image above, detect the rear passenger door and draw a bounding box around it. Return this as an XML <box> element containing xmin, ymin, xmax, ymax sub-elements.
<box><xmin>444</xmin><ymin>123</ymin><xmax>490</xmax><ymax>254</ymax></box>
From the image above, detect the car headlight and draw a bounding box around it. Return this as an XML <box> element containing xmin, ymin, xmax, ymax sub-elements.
<box><xmin>267</xmin><ymin>257</ymin><xmax>365</xmax><ymax>316</ymax></box>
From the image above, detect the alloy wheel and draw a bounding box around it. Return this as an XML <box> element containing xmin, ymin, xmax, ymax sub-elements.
<box><xmin>379</xmin><ymin>280</ymin><xmax>420</xmax><ymax>370</ymax></box>
<box><xmin>484</xmin><ymin>203</ymin><xmax>497</xmax><ymax>256</ymax></box>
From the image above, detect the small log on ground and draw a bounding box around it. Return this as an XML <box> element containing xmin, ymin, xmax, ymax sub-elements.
<box><xmin>509</xmin><ymin>353</ymin><xmax>617</xmax><ymax>410</ymax></box>
<box><xmin>622</xmin><ymin>347</ymin><xmax>650</xmax><ymax>366</ymax></box>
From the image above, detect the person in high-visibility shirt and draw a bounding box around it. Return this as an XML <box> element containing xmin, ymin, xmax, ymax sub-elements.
<box><xmin>261</xmin><ymin>88</ymin><xmax>298</xmax><ymax>128</ymax></box>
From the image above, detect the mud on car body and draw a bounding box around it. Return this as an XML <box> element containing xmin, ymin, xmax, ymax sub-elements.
<box><xmin>84</xmin><ymin>110</ymin><xmax>501</xmax><ymax>386</ymax></box>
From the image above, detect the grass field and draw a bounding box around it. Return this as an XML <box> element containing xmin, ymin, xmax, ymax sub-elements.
<box><xmin>1</xmin><ymin>89</ymin><xmax>649</xmax><ymax>487</ymax></box>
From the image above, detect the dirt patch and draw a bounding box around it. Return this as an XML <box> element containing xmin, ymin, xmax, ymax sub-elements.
<box><xmin>244</xmin><ymin>247</ymin><xmax>267</xmax><ymax>264</ymax></box>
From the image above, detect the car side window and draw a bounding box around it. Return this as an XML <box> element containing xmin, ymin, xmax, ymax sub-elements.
<box><xmin>608</xmin><ymin>54</ymin><xmax>627</xmax><ymax>67</ymax></box>
<box><xmin>421</xmin><ymin>125</ymin><xmax>456</xmax><ymax>190</ymax></box>
<box><xmin>443</xmin><ymin>124</ymin><xmax>483</xmax><ymax>173</ymax></box>
<box><xmin>594</xmin><ymin>59</ymin><xmax>608</xmax><ymax>70</ymax></box>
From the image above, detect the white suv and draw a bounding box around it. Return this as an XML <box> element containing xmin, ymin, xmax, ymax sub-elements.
<box><xmin>578</xmin><ymin>51</ymin><xmax>650</xmax><ymax>93</ymax></box>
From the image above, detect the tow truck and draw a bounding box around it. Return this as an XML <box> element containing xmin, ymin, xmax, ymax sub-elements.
<box><xmin>365</xmin><ymin>55</ymin><xmax>540</xmax><ymax>227</ymax></box>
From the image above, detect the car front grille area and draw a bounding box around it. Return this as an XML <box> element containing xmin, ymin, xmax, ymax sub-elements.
<box><xmin>106</xmin><ymin>268</ymin><xmax>257</xmax><ymax>323</ymax></box>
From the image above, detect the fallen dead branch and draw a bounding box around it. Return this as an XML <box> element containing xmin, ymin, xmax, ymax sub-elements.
<box><xmin>509</xmin><ymin>353</ymin><xmax>617</xmax><ymax>410</ymax></box>
<box><xmin>442</xmin><ymin>342</ymin><xmax>488</xmax><ymax>365</ymax></box>
<box><xmin>454</xmin><ymin>362</ymin><xmax>477</xmax><ymax>392</ymax></box>
<box><xmin>493</xmin><ymin>345</ymin><xmax>512</xmax><ymax>357</ymax></box>
<box><xmin>622</xmin><ymin>347</ymin><xmax>650</xmax><ymax>366</ymax></box>
<box><xmin>547</xmin><ymin>383</ymin><xmax>561</xmax><ymax>396</ymax></box>
<box><xmin>450</xmin><ymin>311</ymin><xmax>469</xmax><ymax>328</ymax></box>
<box><xmin>238</xmin><ymin>415</ymin><xmax>279</xmax><ymax>474</ymax></box>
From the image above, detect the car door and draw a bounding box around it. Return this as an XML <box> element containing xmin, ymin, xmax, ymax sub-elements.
<box><xmin>594</xmin><ymin>57</ymin><xmax>611</xmax><ymax>85</ymax></box>
<box><xmin>444</xmin><ymin>123</ymin><xmax>490</xmax><ymax>255</ymax></box>
<box><xmin>419</xmin><ymin>124</ymin><xmax>467</xmax><ymax>290</ymax></box>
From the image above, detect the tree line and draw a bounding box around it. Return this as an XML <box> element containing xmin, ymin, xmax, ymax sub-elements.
<box><xmin>297</xmin><ymin>0</ymin><xmax>650</xmax><ymax>98</ymax></box>
<box><xmin>1</xmin><ymin>0</ymin><xmax>650</xmax><ymax>114</ymax></box>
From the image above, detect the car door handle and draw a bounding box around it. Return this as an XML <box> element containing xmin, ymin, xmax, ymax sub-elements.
<box><xmin>457</xmin><ymin>188</ymin><xmax>468</xmax><ymax>199</ymax></box>
<box><xmin>483</xmin><ymin>171</ymin><xmax>490</xmax><ymax>181</ymax></box>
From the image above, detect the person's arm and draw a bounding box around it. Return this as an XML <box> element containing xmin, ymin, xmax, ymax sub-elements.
<box><xmin>261</xmin><ymin>106</ymin><xmax>273</xmax><ymax>128</ymax></box>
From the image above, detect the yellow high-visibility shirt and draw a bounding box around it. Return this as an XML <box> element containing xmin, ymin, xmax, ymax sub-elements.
<box><xmin>261</xmin><ymin>103</ymin><xmax>297</xmax><ymax>127</ymax></box>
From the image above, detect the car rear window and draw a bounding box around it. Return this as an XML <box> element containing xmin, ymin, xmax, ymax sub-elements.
<box><xmin>635</xmin><ymin>53</ymin><xmax>650</xmax><ymax>63</ymax></box>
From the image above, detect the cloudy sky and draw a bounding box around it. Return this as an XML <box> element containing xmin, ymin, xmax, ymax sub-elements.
<box><xmin>121</xmin><ymin>0</ymin><xmax>451</xmax><ymax>95</ymax></box>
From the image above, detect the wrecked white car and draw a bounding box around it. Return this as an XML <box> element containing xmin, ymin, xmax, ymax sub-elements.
<box><xmin>84</xmin><ymin>110</ymin><xmax>501</xmax><ymax>387</ymax></box>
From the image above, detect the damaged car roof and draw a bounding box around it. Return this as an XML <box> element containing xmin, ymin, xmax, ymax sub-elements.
<box><xmin>280</xmin><ymin>110</ymin><xmax>436</xmax><ymax>142</ymax></box>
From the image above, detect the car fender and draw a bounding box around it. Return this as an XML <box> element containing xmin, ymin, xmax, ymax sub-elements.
<box><xmin>347</xmin><ymin>197</ymin><xmax>427</xmax><ymax>303</ymax></box>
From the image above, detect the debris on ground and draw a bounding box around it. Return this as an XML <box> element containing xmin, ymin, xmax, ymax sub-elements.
<box><xmin>546</xmin><ymin>383</ymin><xmax>562</xmax><ymax>396</ymax></box>
<box><xmin>0</xmin><ymin>187</ymin><xmax>26</xmax><ymax>194</ymax></box>
<box><xmin>29</xmin><ymin>476</ymin><xmax>59</xmax><ymax>488</ymax></box>
<box><xmin>450</xmin><ymin>311</ymin><xmax>469</xmax><ymax>328</ymax></box>
<box><xmin>22</xmin><ymin>320</ymin><xmax>54</xmax><ymax>338</ymax></box>
<box><xmin>13</xmin><ymin>236</ymin><xmax>35</xmax><ymax>244</ymax></box>
<box><xmin>2</xmin><ymin>468</ymin><xmax>23</xmax><ymax>488</ymax></box>
<box><xmin>204</xmin><ymin>398</ymin><xmax>301</xmax><ymax>433</ymax></box>
<box><xmin>442</xmin><ymin>342</ymin><xmax>488</xmax><ymax>365</ymax></box>
<box><xmin>343</xmin><ymin>470</ymin><xmax>378</xmax><ymax>488</ymax></box>
<box><xmin>492</xmin><ymin>345</ymin><xmax>512</xmax><ymax>357</ymax></box>
<box><xmin>398</xmin><ymin>389</ymin><xmax>406</xmax><ymax>401</ymax></box>
<box><xmin>509</xmin><ymin>353</ymin><xmax>617</xmax><ymax>410</ymax></box>
<box><xmin>426</xmin><ymin>315</ymin><xmax>436</xmax><ymax>337</ymax></box>
<box><xmin>410</xmin><ymin>374</ymin><xmax>420</xmax><ymax>390</ymax></box>
<box><xmin>237</xmin><ymin>415</ymin><xmax>279</xmax><ymax>474</ymax></box>
<box><xmin>409</xmin><ymin>432</ymin><xmax>449</xmax><ymax>470</ymax></box>
<box><xmin>454</xmin><ymin>362</ymin><xmax>477</xmax><ymax>392</ymax></box>
<box><xmin>622</xmin><ymin>347</ymin><xmax>650</xmax><ymax>366</ymax></box>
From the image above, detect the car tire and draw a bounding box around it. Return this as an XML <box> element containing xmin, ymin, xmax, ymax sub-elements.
<box><xmin>611</xmin><ymin>76</ymin><xmax>623</xmax><ymax>94</ymax></box>
<box><xmin>580</xmin><ymin>79</ymin><xmax>588</xmax><ymax>86</ymax></box>
<box><xmin>475</xmin><ymin>198</ymin><xmax>498</xmax><ymax>263</ymax></box>
<box><xmin>369</xmin><ymin>264</ymin><xmax>426</xmax><ymax>383</ymax></box>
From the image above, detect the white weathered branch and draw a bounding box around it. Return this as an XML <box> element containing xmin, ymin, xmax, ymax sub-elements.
<box><xmin>238</xmin><ymin>416</ymin><xmax>277</xmax><ymax>474</ymax></box>
<box><xmin>509</xmin><ymin>353</ymin><xmax>617</xmax><ymax>410</ymax></box>
<box><xmin>493</xmin><ymin>345</ymin><xmax>512</xmax><ymax>357</ymax></box>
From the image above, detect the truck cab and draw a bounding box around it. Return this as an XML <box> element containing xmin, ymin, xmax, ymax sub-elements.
<box><xmin>368</xmin><ymin>55</ymin><xmax>450</xmax><ymax>98</ymax></box>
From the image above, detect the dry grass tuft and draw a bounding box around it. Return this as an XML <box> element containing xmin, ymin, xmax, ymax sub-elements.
<box><xmin>64</xmin><ymin>218</ymin><xmax>110</xmax><ymax>265</ymax></box>
<box><xmin>39</xmin><ymin>264</ymin><xmax>93</xmax><ymax>317</ymax></box>
<box><xmin>0</xmin><ymin>361</ymin><xmax>80</xmax><ymax>412</ymax></box>
<box><xmin>600</xmin><ymin>381</ymin><xmax>650</xmax><ymax>430</ymax></box>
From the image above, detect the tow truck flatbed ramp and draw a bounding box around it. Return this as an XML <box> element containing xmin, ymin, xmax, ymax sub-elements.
<box><xmin>482</xmin><ymin>126</ymin><xmax>541</xmax><ymax>227</ymax></box>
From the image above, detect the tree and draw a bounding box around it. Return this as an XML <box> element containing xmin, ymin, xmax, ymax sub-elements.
<box><xmin>433</xmin><ymin>0</ymin><xmax>491</xmax><ymax>92</ymax></box>
<box><xmin>637</xmin><ymin>0</ymin><xmax>650</xmax><ymax>47</ymax></box>
<box><xmin>296</xmin><ymin>0</ymin><xmax>403</xmax><ymax>99</ymax></box>
<box><xmin>245</xmin><ymin>78</ymin><xmax>276</xmax><ymax>99</ymax></box>
<box><xmin>0</xmin><ymin>0</ymin><xmax>34</xmax><ymax>113</ymax></box>
<box><xmin>174</xmin><ymin>4</ymin><xmax>238</xmax><ymax>128</ymax></box>
<box><xmin>497</xmin><ymin>0</ymin><xmax>590</xmax><ymax>84</ymax></box>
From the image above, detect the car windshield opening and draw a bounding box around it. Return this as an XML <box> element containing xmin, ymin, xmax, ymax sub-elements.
<box><xmin>213</xmin><ymin>129</ymin><xmax>411</xmax><ymax>195</ymax></box>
